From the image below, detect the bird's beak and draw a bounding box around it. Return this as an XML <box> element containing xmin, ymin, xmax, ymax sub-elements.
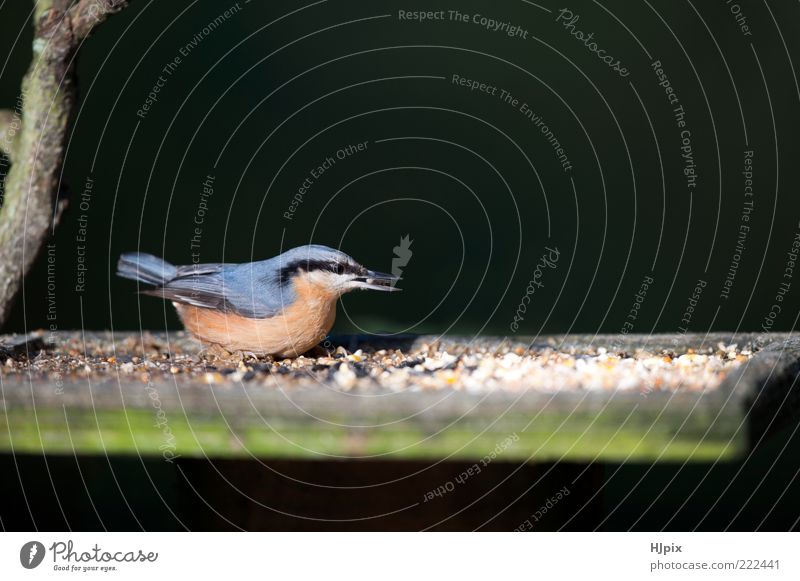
<box><xmin>353</xmin><ymin>270</ymin><xmax>402</xmax><ymax>292</ymax></box>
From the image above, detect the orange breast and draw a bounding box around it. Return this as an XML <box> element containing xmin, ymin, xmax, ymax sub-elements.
<box><xmin>174</xmin><ymin>276</ymin><xmax>337</xmax><ymax>357</ymax></box>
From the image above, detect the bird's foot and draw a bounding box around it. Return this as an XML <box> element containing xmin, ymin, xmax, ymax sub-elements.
<box><xmin>201</xmin><ymin>344</ymin><xmax>274</xmax><ymax>365</ymax></box>
<box><xmin>199</xmin><ymin>343</ymin><xmax>234</xmax><ymax>361</ymax></box>
<box><xmin>240</xmin><ymin>350</ymin><xmax>272</xmax><ymax>363</ymax></box>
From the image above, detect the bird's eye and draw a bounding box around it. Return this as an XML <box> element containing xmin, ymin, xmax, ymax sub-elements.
<box><xmin>335</xmin><ymin>263</ymin><xmax>345</xmax><ymax>275</ymax></box>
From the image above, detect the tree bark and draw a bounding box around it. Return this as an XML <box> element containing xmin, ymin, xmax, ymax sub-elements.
<box><xmin>0</xmin><ymin>109</ymin><xmax>20</xmax><ymax>160</ymax></box>
<box><xmin>0</xmin><ymin>0</ymin><xmax>128</xmax><ymax>328</ymax></box>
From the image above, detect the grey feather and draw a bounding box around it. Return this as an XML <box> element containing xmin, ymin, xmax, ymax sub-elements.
<box><xmin>117</xmin><ymin>253</ymin><xmax>177</xmax><ymax>286</ymax></box>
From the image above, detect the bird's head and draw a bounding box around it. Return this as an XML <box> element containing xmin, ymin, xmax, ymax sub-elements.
<box><xmin>276</xmin><ymin>245</ymin><xmax>400</xmax><ymax>297</ymax></box>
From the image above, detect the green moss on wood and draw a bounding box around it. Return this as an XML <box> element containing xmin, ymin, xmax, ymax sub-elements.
<box><xmin>0</xmin><ymin>405</ymin><xmax>746</xmax><ymax>462</ymax></box>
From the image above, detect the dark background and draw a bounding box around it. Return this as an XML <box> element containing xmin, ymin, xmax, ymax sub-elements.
<box><xmin>1</xmin><ymin>0</ymin><xmax>799</xmax><ymax>534</ymax></box>
<box><xmin>1</xmin><ymin>0</ymin><xmax>799</xmax><ymax>336</ymax></box>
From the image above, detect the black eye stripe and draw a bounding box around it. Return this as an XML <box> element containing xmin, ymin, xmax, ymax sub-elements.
<box><xmin>328</xmin><ymin>261</ymin><xmax>363</xmax><ymax>276</ymax></box>
<box><xmin>278</xmin><ymin>259</ymin><xmax>365</xmax><ymax>284</ymax></box>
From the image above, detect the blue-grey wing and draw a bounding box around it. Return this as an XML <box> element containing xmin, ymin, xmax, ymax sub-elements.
<box><xmin>148</xmin><ymin>262</ymin><xmax>292</xmax><ymax>319</ymax></box>
<box><xmin>175</xmin><ymin>263</ymin><xmax>230</xmax><ymax>277</ymax></box>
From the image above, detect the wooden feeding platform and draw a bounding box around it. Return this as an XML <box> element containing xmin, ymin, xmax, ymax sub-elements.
<box><xmin>1</xmin><ymin>331</ymin><xmax>798</xmax><ymax>463</ymax></box>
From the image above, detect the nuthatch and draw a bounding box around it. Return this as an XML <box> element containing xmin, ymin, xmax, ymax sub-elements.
<box><xmin>117</xmin><ymin>245</ymin><xmax>400</xmax><ymax>357</ymax></box>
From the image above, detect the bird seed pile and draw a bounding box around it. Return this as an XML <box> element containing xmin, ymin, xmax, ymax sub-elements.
<box><xmin>0</xmin><ymin>332</ymin><xmax>753</xmax><ymax>393</ymax></box>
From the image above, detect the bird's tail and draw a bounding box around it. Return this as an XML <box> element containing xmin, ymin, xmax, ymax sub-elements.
<box><xmin>117</xmin><ymin>252</ymin><xmax>178</xmax><ymax>286</ymax></box>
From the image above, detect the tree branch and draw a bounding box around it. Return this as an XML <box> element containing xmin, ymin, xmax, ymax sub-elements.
<box><xmin>70</xmin><ymin>0</ymin><xmax>128</xmax><ymax>41</ymax></box>
<box><xmin>0</xmin><ymin>0</ymin><xmax>129</xmax><ymax>327</ymax></box>
<box><xmin>0</xmin><ymin>109</ymin><xmax>20</xmax><ymax>162</ymax></box>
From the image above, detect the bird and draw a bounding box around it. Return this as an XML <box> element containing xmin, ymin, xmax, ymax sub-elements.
<box><xmin>117</xmin><ymin>245</ymin><xmax>400</xmax><ymax>358</ymax></box>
